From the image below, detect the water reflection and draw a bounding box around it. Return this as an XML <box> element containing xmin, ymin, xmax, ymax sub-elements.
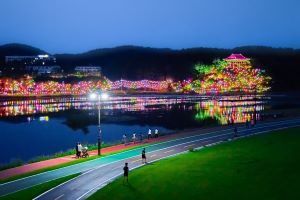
<box><xmin>196</xmin><ymin>98</ymin><xmax>265</xmax><ymax>124</ymax></box>
<box><xmin>0</xmin><ymin>95</ymin><xmax>270</xmax><ymax>163</ymax></box>
<box><xmin>0</xmin><ymin>95</ymin><xmax>268</xmax><ymax>126</ymax></box>
<box><xmin>0</xmin><ymin>96</ymin><xmax>196</xmax><ymax>117</ymax></box>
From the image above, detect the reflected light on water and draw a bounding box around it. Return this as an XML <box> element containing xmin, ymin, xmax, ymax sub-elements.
<box><xmin>0</xmin><ymin>95</ymin><xmax>268</xmax><ymax>124</ymax></box>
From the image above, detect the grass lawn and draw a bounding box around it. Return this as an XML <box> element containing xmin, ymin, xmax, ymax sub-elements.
<box><xmin>88</xmin><ymin>127</ymin><xmax>300</xmax><ymax>200</ymax></box>
<box><xmin>0</xmin><ymin>173</ymin><xmax>80</xmax><ymax>200</ymax></box>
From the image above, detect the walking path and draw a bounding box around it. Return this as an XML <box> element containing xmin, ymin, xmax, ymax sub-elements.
<box><xmin>0</xmin><ymin>142</ymin><xmax>140</xmax><ymax>180</ymax></box>
<box><xmin>1</xmin><ymin>118</ymin><xmax>300</xmax><ymax>198</ymax></box>
<box><xmin>0</xmin><ymin>125</ymin><xmax>227</xmax><ymax>180</ymax></box>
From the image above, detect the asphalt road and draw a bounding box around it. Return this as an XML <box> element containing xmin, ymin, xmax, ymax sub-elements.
<box><xmin>1</xmin><ymin>118</ymin><xmax>300</xmax><ymax>199</ymax></box>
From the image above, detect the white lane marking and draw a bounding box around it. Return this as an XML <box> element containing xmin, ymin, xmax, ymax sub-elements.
<box><xmin>38</xmin><ymin>121</ymin><xmax>300</xmax><ymax>199</ymax></box>
<box><xmin>32</xmin><ymin>174</ymin><xmax>82</xmax><ymax>200</ymax></box>
<box><xmin>70</xmin><ymin>123</ymin><xmax>300</xmax><ymax>200</ymax></box>
<box><xmin>32</xmin><ymin>121</ymin><xmax>300</xmax><ymax>199</ymax></box>
<box><xmin>111</xmin><ymin>166</ymin><xmax>120</xmax><ymax>171</ymax></box>
<box><xmin>76</xmin><ymin>151</ymin><xmax>189</xmax><ymax>200</ymax></box>
<box><xmin>4</xmin><ymin>118</ymin><xmax>299</xmax><ymax>188</ymax></box>
<box><xmin>150</xmin><ymin>154</ymin><xmax>156</xmax><ymax>158</ymax></box>
<box><xmin>164</xmin><ymin>150</ymin><xmax>174</xmax><ymax>154</ymax></box>
<box><xmin>184</xmin><ymin>144</ymin><xmax>194</xmax><ymax>149</ymax></box>
<box><xmin>131</xmin><ymin>159</ymin><xmax>141</xmax><ymax>163</ymax></box>
<box><xmin>54</xmin><ymin>194</ymin><xmax>64</xmax><ymax>200</ymax></box>
<box><xmin>25</xmin><ymin>123</ymin><xmax>300</xmax><ymax>200</ymax></box>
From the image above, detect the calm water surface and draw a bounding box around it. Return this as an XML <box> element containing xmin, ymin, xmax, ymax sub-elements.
<box><xmin>0</xmin><ymin>94</ymin><xmax>274</xmax><ymax>164</ymax></box>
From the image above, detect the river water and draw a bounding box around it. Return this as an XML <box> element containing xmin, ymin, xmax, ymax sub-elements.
<box><xmin>0</xmin><ymin>94</ymin><xmax>289</xmax><ymax>164</ymax></box>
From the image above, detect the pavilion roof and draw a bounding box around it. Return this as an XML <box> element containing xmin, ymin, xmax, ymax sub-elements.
<box><xmin>224</xmin><ymin>54</ymin><xmax>250</xmax><ymax>61</ymax></box>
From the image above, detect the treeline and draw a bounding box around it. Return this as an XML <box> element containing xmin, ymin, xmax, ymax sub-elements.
<box><xmin>1</xmin><ymin>44</ymin><xmax>300</xmax><ymax>91</ymax></box>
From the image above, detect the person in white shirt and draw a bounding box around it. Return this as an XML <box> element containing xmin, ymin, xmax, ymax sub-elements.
<box><xmin>155</xmin><ymin>129</ymin><xmax>159</xmax><ymax>138</ymax></box>
<box><xmin>148</xmin><ymin>129</ymin><xmax>152</xmax><ymax>139</ymax></box>
<box><xmin>132</xmin><ymin>133</ymin><xmax>136</xmax><ymax>144</ymax></box>
<box><xmin>78</xmin><ymin>143</ymin><xmax>83</xmax><ymax>157</ymax></box>
<box><xmin>123</xmin><ymin>134</ymin><xmax>127</xmax><ymax>145</ymax></box>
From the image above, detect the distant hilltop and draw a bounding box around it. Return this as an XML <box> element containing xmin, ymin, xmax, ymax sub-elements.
<box><xmin>0</xmin><ymin>43</ymin><xmax>300</xmax><ymax>91</ymax></box>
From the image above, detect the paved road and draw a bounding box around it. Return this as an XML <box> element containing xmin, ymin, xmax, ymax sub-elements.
<box><xmin>1</xmin><ymin>119</ymin><xmax>300</xmax><ymax>199</ymax></box>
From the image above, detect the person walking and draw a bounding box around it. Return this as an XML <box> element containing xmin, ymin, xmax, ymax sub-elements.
<box><xmin>75</xmin><ymin>142</ymin><xmax>80</xmax><ymax>158</ymax></box>
<box><xmin>123</xmin><ymin>162</ymin><xmax>129</xmax><ymax>184</ymax></box>
<box><xmin>148</xmin><ymin>129</ymin><xmax>152</xmax><ymax>140</ymax></box>
<box><xmin>154</xmin><ymin>129</ymin><xmax>159</xmax><ymax>138</ymax></box>
<box><xmin>132</xmin><ymin>133</ymin><xmax>136</xmax><ymax>144</ymax></box>
<box><xmin>78</xmin><ymin>142</ymin><xmax>83</xmax><ymax>158</ymax></box>
<box><xmin>123</xmin><ymin>134</ymin><xmax>127</xmax><ymax>146</ymax></box>
<box><xmin>142</xmin><ymin>148</ymin><xmax>147</xmax><ymax>164</ymax></box>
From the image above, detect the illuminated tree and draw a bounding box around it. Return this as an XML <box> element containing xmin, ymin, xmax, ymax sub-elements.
<box><xmin>193</xmin><ymin>54</ymin><xmax>271</xmax><ymax>93</ymax></box>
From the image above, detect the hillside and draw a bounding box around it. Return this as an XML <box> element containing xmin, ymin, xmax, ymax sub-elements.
<box><xmin>0</xmin><ymin>43</ymin><xmax>46</xmax><ymax>58</ymax></box>
<box><xmin>0</xmin><ymin>44</ymin><xmax>300</xmax><ymax>91</ymax></box>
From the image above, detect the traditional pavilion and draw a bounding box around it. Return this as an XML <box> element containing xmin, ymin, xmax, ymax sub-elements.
<box><xmin>224</xmin><ymin>53</ymin><xmax>250</xmax><ymax>61</ymax></box>
<box><xmin>223</xmin><ymin>53</ymin><xmax>250</xmax><ymax>68</ymax></box>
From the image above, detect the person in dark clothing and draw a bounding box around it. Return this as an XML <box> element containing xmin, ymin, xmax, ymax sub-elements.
<box><xmin>123</xmin><ymin>162</ymin><xmax>129</xmax><ymax>184</ymax></box>
<box><xmin>75</xmin><ymin>142</ymin><xmax>80</xmax><ymax>158</ymax></box>
<box><xmin>142</xmin><ymin>148</ymin><xmax>146</xmax><ymax>164</ymax></box>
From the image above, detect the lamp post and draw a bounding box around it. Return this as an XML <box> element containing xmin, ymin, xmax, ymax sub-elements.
<box><xmin>89</xmin><ymin>92</ymin><xmax>109</xmax><ymax>156</ymax></box>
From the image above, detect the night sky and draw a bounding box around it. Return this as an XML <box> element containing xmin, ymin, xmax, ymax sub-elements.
<box><xmin>0</xmin><ymin>0</ymin><xmax>299</xmax><ymax>53</ymax></box>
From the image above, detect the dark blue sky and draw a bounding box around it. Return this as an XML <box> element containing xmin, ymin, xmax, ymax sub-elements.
<box><xmin>0</xmin><ymin>0</ymin><xmax>299</xmax><ymax>53</ymax></box>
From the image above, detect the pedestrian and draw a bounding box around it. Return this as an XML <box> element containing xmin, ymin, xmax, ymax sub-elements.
<box><xmin>148</xmin><ymin>129</ymin><xmax>152</xmax><ymax>139</ymax></box>
<box><xmin>75</xmin><ymin>142</ymin><xmax>80</xmax><ymax>158</ymax></box>
<box><xmin>78</xmin><ymin>142</ymin><xmax>83</xmax><ymax>158</ymax></box>
<box><xmin>132</xmin><ymin>133</ymin><xmax>136</xmax><ymax>144</ymax></box>
<box><xmin>142</xmin><ymin>148</ymin><xmax>147</xmax><ymax>164</ymax></box>
<box><xmin>154</xmin><ymin>129</ymin><xmax>159</xmax><ymax>138</ymax></box>
<box><xmin>123</xmin><ymin>162</ymin><xmax>129</xmax><ymax>184</ymax></box>
<box><xmin>233</xmin><ymin>127</ymin><xmax>238</xmax><ymax>138</ymax></box>
<box><xmin>123</xmin><ymin>134</ymin><xmax>127</xmax><ymax>145</ymax></box>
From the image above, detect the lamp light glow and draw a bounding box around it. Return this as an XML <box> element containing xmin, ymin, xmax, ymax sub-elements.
<box><xmin>101</xmin><ymin>93</ymin><xmax>109</xmax><ymax>100</ymax></box>
<box><xmin>89</xmin><ymin>93</ymin><xmax>97</xmax><ymax>100</ymax></box>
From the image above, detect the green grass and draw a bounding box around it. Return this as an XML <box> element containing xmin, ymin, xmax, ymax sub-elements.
<box><xmin>88</xmin><ymin>127</ymin><xmax>300</xmax><ymax>200</ymax></box>
<box><xmin>0</xmin><ymin>173</ymin><xmax>80</xmax><ymax>200</ymax></box>
<box><xmin>0</xmin><ymin>143</ymin><xmax>113</xmax><ymax>171</ymax></box>
<box><xmin>0</xmin><ymin>142</ymin><xmax>150</xmax><ymax>184</ymax></box>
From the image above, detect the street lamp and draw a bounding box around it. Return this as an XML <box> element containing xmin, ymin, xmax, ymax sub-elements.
<box><xmin>89</xmin><ymin>91</ymin><xmax>109</xmax><ymax>156</ymax></box>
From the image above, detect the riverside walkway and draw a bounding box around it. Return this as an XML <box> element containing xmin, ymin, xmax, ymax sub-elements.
<box><xmin>0</xmin><ymin>125</ymin><xmax>229</xmax><ymax>180</ymax></box>
<box><xmin>0</xmin><ymin>118</ymin><xmax>300</xmax><ymax>199</ymax></box>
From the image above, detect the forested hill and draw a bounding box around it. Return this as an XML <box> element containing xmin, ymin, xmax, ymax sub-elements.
<box><xmin>1</xmin><ymin>44</ymin><xmax>300</xmax><ymax>91</ymax></box>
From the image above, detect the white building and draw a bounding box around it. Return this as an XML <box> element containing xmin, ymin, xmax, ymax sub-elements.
<box><xmin>75</xmin><ymin>66</ymin><xmax>101</xmax><ymax>73</ymax></box>
<box><xmin>25</xmin><ymin>65</ymin><xmax>61</xmax><ymax>75</ymax></box>
<box><xmin>5</xmin><ymin>55</ymin><xmax>56</xmax><ymax>65</ymax></box>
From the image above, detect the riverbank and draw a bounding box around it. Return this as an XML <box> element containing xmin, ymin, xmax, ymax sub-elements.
<box><xmin>88</xmin><ymin>127</ymin><xmax>300</xmax><ymax>200</ymax></box>
<box><xmin>0</xmin><ymin>115</ymin><xmax>294</xmax><ymax>181</ymax></box>
<box><xmin>0</xmin><ymin>124</ymin><xmax>237</xmax><ymax>181</ymax></box>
